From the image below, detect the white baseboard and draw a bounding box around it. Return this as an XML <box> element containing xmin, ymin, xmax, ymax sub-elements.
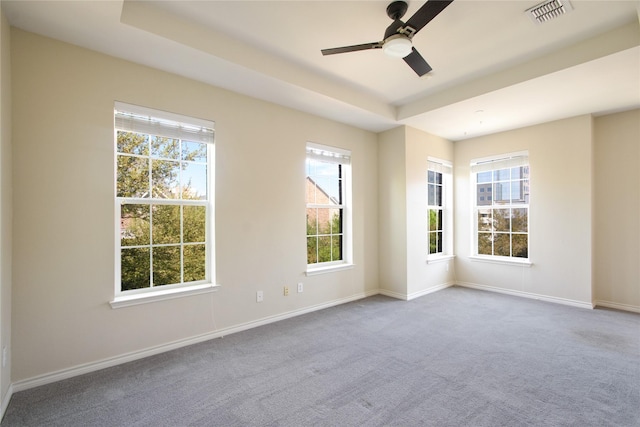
<box><xmin>594</xmin><ymin>300</ymin><xmax>640</xmax><ymax>314</ymax></box>
<box><xmin>1</xmin><ymin>383</ymin><xmax>13</xmax><ymax>421</ymax></box>
<box><xmin>378</xmin><ymin>282</ymin><xmax>453</xmax><ymax>301</ymax></box>
<box><xmin>378</xmin><ymin>289</ymin><xmax>408</xmax><ymax>300</ymax></box>
<box><xmin>455</xmin><ymin>281</ymin><xmax>594</xmax><ymax>310</ymax></box>
<box><xmin>407</xmin><ymin>282</ymin><xmax>453</xmax><ymax>301</ymax></box>
<box><xmin>12</xmin><ymin>290</ymin><xmax>379</xmax><ymax>393</ymax></box>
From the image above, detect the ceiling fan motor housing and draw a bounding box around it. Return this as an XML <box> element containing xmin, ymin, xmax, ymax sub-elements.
<box><xmin>387</xmin><ymin>1</ymin><xmax>409</xmax><ymax>20</ymax></box>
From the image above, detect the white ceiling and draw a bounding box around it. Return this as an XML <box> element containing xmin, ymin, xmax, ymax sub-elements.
<box><xmin>2</xmin><ymin>0</ymin><xmax>639</xmax><ymax>140</ymax></box>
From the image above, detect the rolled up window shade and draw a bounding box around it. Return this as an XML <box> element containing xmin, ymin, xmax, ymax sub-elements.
<box><xmin>115</xmin><ymin>102</ymin><xmax>214</xmax><ymax>144</ymax></box>
<box><xmin>306</xmin><ymin>143</ymin><xmax>351</xmax><ymax>165</ymax></box>
<box><xmin>471</xmin><ymin>154</ymin><xmax>528</xmax><ymax>174</ymax></box>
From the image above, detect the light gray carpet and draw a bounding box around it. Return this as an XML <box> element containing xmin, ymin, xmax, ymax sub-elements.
<box><xmin>2</xmin><ymin>286</ymin><xmax>639</xmax><ymax>426</ymax></box>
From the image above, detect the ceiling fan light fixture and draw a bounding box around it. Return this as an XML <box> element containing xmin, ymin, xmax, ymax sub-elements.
<box><xmin>383</xmin><ymin>35</ymin><xmax>413</xmax><ymax>58</ymax></box>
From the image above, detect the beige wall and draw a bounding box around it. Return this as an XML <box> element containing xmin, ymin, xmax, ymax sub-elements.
<box><xmin>377</xmin><ymin>125</ymin><xmax>455</xmax><ymax>299</ymax></box>
<box><xmin>5</xmin><ymin>21</ymin><xmax>640</xmax><ymax>395</ymax></box>
<box><xmin>454</xmin><ymin>115</ymin><xmax>594</xmax><ymax>306</ymax></box>
<box><xmin>10</xmin><ymin>29</ymin><xmax>378</xmax><ymax>382</ymax></box>
<box><xmin>593</xmin><ymin>109</ymin><xmax>640</xmax><ymax>310</ymax></box>
<box><xmin>377</xmin><ymin>126</ymin><xmax>407</xmax><ymax>296</ymax></box>
<box><xmin>404</xmin><ymin>126</ymin><xmax>455</xmax><ymax>297</ymax></box>
<box><xmin>0</xmin><ymin>8</ymin><xmax>13</xmax><ymax>407</ymax></box>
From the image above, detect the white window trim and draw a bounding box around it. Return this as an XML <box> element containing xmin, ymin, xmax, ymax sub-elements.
<box><xmin>427</xmin><ymin>157</ymin><xmax>453</xmax><ymax>261</ymax></box>
<box><xmin>306</xmin><ymin>262</ymin><xmax>355</xmax><ymax>276</ymax></box>
<box><xmin>470</xmin><ymin>151</ymin><xmax>530</xmax><ymax>262</ymax></box>
<box><xmin>113</xmin><ymin>102</ymin><xmax>216</xmax><ymax>305</ymax></box>
<box><xmin>469</xmin><ymin>255</ymin><xmax>533</xmax><ymax>267</ymax></box>
<box><xmin>426</xmin><ymin>254</ymin><xmax>455</xmax><ymax>264</ymax></box>
<box><xmin>110</xmin><ymin>283</ymin><xmax>220</xmax><ymax>309</ymax></box>
<box><xmin>305</xmin><ymin>142</ymin><xmax>353</xmax><ymax>273</ymax></box>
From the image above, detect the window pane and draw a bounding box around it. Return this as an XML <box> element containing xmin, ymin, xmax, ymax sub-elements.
<box><xmin>429</xmin><ymin>232</ymin><xmax>437</xmax><ymax>254</ymax></box>
<box><xmin>435</xmin><ymin>185</ymin><xmax>442</xmax><ymax>206</ymax></box>
<box><xmin>306</xmin><ymin>208</ymin><xmax>318</xmax><ymax>235</ymax></box>
<box><xmin>434</xmin><ymin>172</ymin><xmax>443</xmax><ymax>185</ymax></box>
<box><xmin>152</xmin><ymin>246</ymin><xmax>181</xmax><ymax>286</ymax></box>
<box><xmin>428</xmin><ymin>170</ymin><xmax>435</xmax><ymax>184</ymax></box>
<box><xmin>182</xmin><ymin>162</ymin><xmax>207</xmax><ymax>200</ymax></box>
<box><xmin>152</xmin><ymin>205</ymin><xmax>181</xmax><ymax>244</ymax></box>
<box><xmin>477</xmin><ymin>171</ymin><xmax>492</xmax><ymax>183</ymax></box>
<box><xmin>493</xmin><ymin>182</ymin><xmax>510</xmax><ymax>204</ymax></box>
<box><xmin>317</xmin><ymin>208</ymin><xmax>332</xmax><ymax>234</ymax></box>
<box><xmin>121</xmin><ymin>247</ymin><xmax>150</xmax><ymax>291</ymax></box>
<box><xmin>309</xmin><ymin>162</ymin><xmax>341</xmax><ymax>203</ymax></box>
<box><xmin>511</xmin><ymin>166</ymin><xmax>523</xmax><ymax>179</ymax></box>
<box><xmin>512</xmin><ymin>234</ymin><xmax>528</xmax><ymax>258</ymax></box>
<box><xmin>436</xmin><ymin>209</ymin><xmax>443</xmax><ymax>231</ymax></box>
<box><xmin>494</xmin><ymin>168</ymin><xmax>510</xmax><ymax>181</ymax></box>
<box><xmin>510</xmin><ymin>181</ymin><xmax>527</xmax><ymax>203</ymax></box>
<box><xmin>183</xmin><ymin>244</ymin><xmax>206</xmax><ymax>282</ymax></box>
<box><xmin>117</xmin><ymin>131</ymin><xmax>148</xmax><ymax>155</ymax></box>
<box><xmin>121</xmin><ymin>204</ymin><xmax>150</xmax><ymax>246</ymax></box>
<box><xmin>429</xmin><ymin>232</ymin><xmax>443</xmax><ymax>254</ymax></box>
<box><xmin>152</xmin><ymin>160</ymin><xmax>180</xmax><ymax>198</ymax></box>
<box><xmin>428</xmin><ymin>184</ymin><xmax>435</xmax><ymax>206</ymax></box>
<box><xmin>182</xmin><ymin>140</ymin><xmax>207</xmax><ymax>162</ymax></box>
<box><xmin>317</xmin><ymin>236</ymin><xmax>332</xmax><ymax>263</ymax></box>
<box><xmin>478</xmin><ymin>209</ymin><xmax>492</xmax><ymax>231</ymax></box>
<box><xmin>151</xmin><ymin>136</ymin><xmax>179</xmax><ymax>159</ymax></box>
<box><xmin>117</xmin><ymin>155</ymin><xmax>149</xmax><ymax>198</ymax></box>
<box><xmin>326</xmin><ymin>176</ymin><xmax>340</xmax><ymax>204</ymax></box>
<box><xmin>478</xmin><ymin>233</ymin><xmax>492</xmax><ymax>255</ymax></box>
<box><xmin>512</xmin><ymin>208</ymin><xmax>528</xmax><ymax>232</ymax></box>
<box><xmin>494</xmin><ymin>208</ymin><xmax>510</xmax><ymax>232</ymax></box>
<box><xmin>428</xmin><ymin>209</ymin><xmax>442</xmax><ymax>232</ymax></box>
<box><xmin>183</xmin><ymin>206</ymin><xmax>206</xmax><ymax>243</ymax></box>
<box><xmin>494</xmin><ymin>233</ymin><xmax>511</xmax><ymax>257</ymax></box>
<box><xmin>307</xmin><ymin>237</ymin><xmax>318</xmax><ymax>264</ymax></box>
<box><xmin>331</xmin><ymin>235</ymin><xmax>342</xmax><ymax>261</ymax></box>
<box><xmin>329</xmin><ymin>208</ymin><xmax>342</xmax><ymax>234</ymax></box>
<box><xmin>477</xmin><ymin>184</ymin><xmax>492</xmax><ymax>206</ymax></box>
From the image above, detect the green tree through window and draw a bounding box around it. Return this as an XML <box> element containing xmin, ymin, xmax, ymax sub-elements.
<box><xmin>115</xmin><ymin>105</ymin><xmax>213</xmax><ymax>293</ymax></box>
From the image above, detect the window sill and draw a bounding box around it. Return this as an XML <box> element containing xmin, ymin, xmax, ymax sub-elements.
<box><xmin>306</xmin><ymin>263</ymin><xmax>354</xmax><ymax>276</ymax></box>
<box><xmin>469</xmin><ymin>255</ymin><xmax>532</xmax><ymax>267</ymax></box>
<box><xmin>110</xmin><ymin>283</ymin><xmax>220</xmax><ymax>309</ymax></box>
<box><xmin>426</xmin><ymin>254</ymin><xmax>455</xmax><ymax>264</ymax></box>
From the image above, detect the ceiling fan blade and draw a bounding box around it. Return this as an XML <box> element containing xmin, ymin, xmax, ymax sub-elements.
<box><xmin>404</xmin><ymin>0</ymin><xmax>454</xmax><ymax>36</ymax></box>
<box><xmin>321</xmin><ymin>42</ymin><xmax>383</xmax><ymax>56</ymax></box>
<box><xmin>403</xmin><ymin>48</ymin><xmax>432</xmax><ymax>76</ymax></box>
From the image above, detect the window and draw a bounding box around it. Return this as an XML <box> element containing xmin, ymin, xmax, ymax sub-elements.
<box><xmin>305</xmin><ymin>143</ymin><xmax>352</xmax><ymax>270</ymax></box>
<box><xmin>427</xmin><ymin>158</ymin><xmax>453</xmax><ymax>259</ymax></box>
<box><xmin>114</xmin><ymin>103</ymin><xmax>214</xmax><ymax>296</ymax></box>
<box><xmin>471</xmin><ymin>152</ymin><xmax>529</xmax><ymax>260</ymax></box>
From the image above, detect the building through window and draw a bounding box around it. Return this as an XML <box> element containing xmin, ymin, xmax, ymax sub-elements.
<box><xmin>114</xmin><ymin>102</ymin><xmax>214</xmax><ymax>295</ymax></box>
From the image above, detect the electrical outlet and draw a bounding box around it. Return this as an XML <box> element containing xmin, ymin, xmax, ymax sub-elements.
<box><xmin>284</xmin><ymin>286</ymin><xmax>289</xmax><ymax>296</ymax></box>
<box><xmin>256</xmin><ymin>291</ymin><xmax>264</xmax><ymax>303</ymax></box>
<box><xmin>297</xmin><ymin>282</ymin><xmax>304</xmax><ymax>293</ymax></box>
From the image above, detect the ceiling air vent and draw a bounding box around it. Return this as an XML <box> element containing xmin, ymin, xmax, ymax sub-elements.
<box><xmin>526</xmin><ymin>0</ymin><xmax>573</xmax><ymax>24</ymax></box>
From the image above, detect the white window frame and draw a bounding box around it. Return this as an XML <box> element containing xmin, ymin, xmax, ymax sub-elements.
<box><xmin>470</xmin><ymin>151</ymin><xmax>531</xmax><ymax>266</ymax></box>
<box><xmin>427</xmin><ymin>157</ymin><xmax>454</xmax><ymax>263</ymax></box>
<box><xmin>111</xmin><ymin>102</ymin><xmax>218</xmax><ymax>308</ymax></box>
<box><xmin>305</xmin><ymin>142</ymin><xmax>353</xmax><ymax>275</ymax></box>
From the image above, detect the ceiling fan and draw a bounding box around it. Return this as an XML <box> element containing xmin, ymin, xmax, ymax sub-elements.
<box><xmin>321</xmin><ymin>0</ymin><xmax>454</xmax><ymax>77</ymax></box>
